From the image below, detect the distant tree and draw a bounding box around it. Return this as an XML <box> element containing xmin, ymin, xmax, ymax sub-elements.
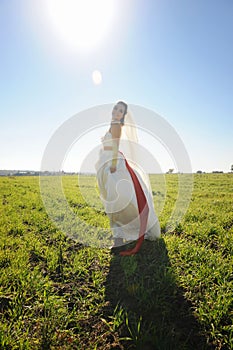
<box><xmin>197</xmin><ymin>170</ymin><xmax>202</xmax><ymax>174</ymax></box>
<box><xmin>231</xmin><ymin>164</ymin><xmax>233</xmax><ymax>172</ymax></box>
<box><xmin>167</xmin><ymin>168</ymin><xmax>174</xmax><ymax>174</ymax></box>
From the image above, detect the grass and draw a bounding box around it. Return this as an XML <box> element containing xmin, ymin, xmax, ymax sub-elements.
<box><xmin>0</xmin><ymin>173</ymin><xmax>232</xmax><ymax>349</ymax></box>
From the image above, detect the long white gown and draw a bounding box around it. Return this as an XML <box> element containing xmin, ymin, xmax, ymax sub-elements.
<box><xmin>95</xmin><ymin>131</ymin><xmax>161</xmax><ymax>242</ymax></box>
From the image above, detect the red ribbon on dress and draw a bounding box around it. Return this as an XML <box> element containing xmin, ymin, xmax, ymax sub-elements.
<box><xmin>119</xmin><ymin>156</ymin><xmax>149</xmax><ymax>256</ymax></box>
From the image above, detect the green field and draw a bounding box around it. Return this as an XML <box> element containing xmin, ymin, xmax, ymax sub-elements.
<box><xmin>0</xmin><ymin>174</ymin><xmax>232</xmax><ymax>349</ymax></box>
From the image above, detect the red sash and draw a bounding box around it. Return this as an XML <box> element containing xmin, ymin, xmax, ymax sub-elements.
<box><xmin>119</xmin><ymin>155</ymin><xmax>149</xmax><ymax>256</ymax></box>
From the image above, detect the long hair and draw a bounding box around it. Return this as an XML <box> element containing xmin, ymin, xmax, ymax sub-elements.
<box><xmin>117</xmin><ymin>100</ymin><xmax>128</xmax><ymax>125</ymax></box>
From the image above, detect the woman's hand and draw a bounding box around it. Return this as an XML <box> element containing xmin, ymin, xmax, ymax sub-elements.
<box><xmin>110</xmin><ymin>166</ymin><xmax>117</xmax><ymax>173</ymax></box>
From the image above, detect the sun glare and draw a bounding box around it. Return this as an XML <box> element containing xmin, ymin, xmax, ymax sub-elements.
<box><xmin>46</xmin><ymin>0</ymin><xmax>115</xmax><ymax>50</ymax></box>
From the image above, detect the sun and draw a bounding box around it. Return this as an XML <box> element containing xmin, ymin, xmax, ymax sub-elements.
<box><xmin>46</xmin><ymin>0</ymin><xmax>115</xmax><ymax>50</ymax></box>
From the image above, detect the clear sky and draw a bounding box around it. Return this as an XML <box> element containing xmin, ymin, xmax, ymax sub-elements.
<box><xmin>0</xmin><ymin>0</ymin><xmax>232</xmax><ymax>173</ymax></box>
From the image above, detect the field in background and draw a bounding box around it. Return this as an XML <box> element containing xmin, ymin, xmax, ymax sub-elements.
<box><xmin>0</xmin><ymin>174</ymin><xmax>232</xmax><ymax>349</ymax></box>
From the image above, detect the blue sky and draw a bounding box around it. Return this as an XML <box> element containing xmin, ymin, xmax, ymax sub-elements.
<box><xmin>0</xmin><ymin>0</ymin><xmax>232</xmax><ymax>173</ymax></box>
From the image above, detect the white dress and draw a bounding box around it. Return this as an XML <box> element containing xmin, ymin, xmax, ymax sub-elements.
<box><xmin>95</xmin><ymin>131</ymin><xmax>160</xmax><ymax>242</ymax></box>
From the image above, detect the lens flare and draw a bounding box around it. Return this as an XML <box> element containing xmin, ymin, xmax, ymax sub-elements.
<box><xmin>92</xmin><ymin>70</ymin><xmax>102</xmax><ymax>85</ymax></box>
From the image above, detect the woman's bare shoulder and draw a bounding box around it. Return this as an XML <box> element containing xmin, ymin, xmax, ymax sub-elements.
<box><xmin>111</xmin><ymin>123</ymin><xmax>121</xmax><ymax>138</ymax></box>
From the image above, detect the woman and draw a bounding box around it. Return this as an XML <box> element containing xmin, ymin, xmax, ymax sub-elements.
<box><xmin>95</xmin><ymin>101</ymin><xmax>160</xmax><ymax>256</ymax></box>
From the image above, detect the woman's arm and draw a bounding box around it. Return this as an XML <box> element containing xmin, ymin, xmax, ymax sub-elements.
<box><xmin>110</xmin><ymin>123</ymin><xmax>121</xmax><ymax>173</ymax></box>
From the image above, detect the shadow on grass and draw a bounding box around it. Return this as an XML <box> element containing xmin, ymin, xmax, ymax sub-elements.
<box><xmin>104</xmin><ymin>238</ymin><xmax>211</xmax><ymax>350</ymax></box>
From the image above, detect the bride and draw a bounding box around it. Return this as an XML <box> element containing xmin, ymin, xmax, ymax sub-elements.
<box><xmin>95</xmin><ymin>101</ymin><xmax>160</xmax><ymax>256</ymax></box>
